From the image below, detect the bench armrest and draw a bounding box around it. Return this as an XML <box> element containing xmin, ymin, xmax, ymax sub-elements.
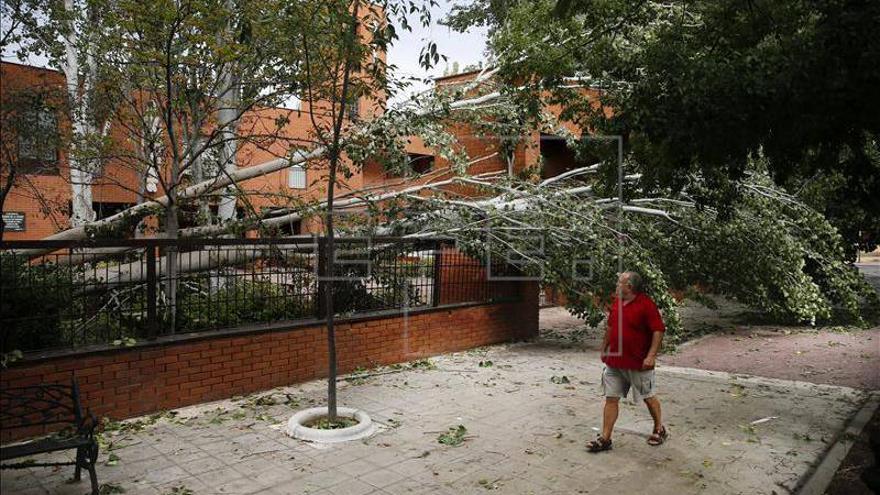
<box><xmin>77</xmin><ymin>410</ymin><xmax>99</xmax><ymax>439</ymax></box>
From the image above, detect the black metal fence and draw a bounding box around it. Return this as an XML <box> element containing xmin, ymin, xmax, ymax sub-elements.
<box><xmin>0</xmin><ymin>237</ymin><xmax>520</xmax><ymax>354</ymax></box>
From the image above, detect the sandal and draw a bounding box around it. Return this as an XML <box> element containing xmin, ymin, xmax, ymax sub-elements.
<box><xmin>647</xmin><ymin>425</ymin><xmax>668</xmax><ymax>446</ymax></box>
<box><xmin>586</xmin><ymin>436</ymin><xmax>613</xmax><ymax>453</ymax></box>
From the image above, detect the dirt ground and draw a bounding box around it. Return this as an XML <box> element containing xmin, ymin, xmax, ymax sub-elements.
<box><xmin>539</xmin><ymin>294</ymin><xmax>879</xmax><ymax>391</ymax></box>
<box><xmin>662</xmin><ymin>261</ymin><xmax>879</xmax><ymax>390</ymax></box>
<box><xmin>663</xmin><ymin>325</ymin><xmax>880</xmax><ymax>390</ymax></box>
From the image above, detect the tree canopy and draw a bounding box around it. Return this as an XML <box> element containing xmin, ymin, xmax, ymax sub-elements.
<box><xmin>447</xmin><ymin>0</ymin><xmax>880</xmax><ymax>256</ymax></box>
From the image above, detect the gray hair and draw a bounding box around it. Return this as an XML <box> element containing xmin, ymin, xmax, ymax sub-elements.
<box><xmin>622</xmin><ymin>271</ymin><xmax>644</xmax><ymax>293</ymax></box>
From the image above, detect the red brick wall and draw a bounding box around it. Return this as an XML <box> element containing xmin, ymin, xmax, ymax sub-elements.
<box><xmin>439</xmin><ymin>247</ymin><xmax>489</xmax><ymax>305</ymax></box>
<box><xmin>1</xmin><ymin>291</ymin><xmax>537</xmax><ymax>442</ymax></box>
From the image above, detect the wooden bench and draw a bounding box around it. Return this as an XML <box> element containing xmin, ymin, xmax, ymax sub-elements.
<box><xmin>0</xmin><ymin>379</ymin><xmax>99</xmax><ymax>495</ymax></box>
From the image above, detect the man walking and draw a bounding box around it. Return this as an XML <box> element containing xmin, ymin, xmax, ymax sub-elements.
<box><xmin>587</xmin><ymin>271</ymin><xmax>668</xmax><ymax>452</ymax></box>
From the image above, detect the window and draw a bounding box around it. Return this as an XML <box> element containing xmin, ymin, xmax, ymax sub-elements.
<box><xmin>17</xmin><ymin>108</ymin><xmax>59</xmax><ymax>174</ymax></box>
<box><xmin>288</xmin><ymin>164</ymin><xmax>306</xmax><ymax>189</ymax></box>
<box><xmin>284</xmin><ymin>95</ymin><xmax>302</xmax><ymax>111</ymax></box>
<box><xmin>275</xmin><ymin>219</ymin><xmax>301</xmax><ymax>236</ymax></box>
<box><xmin>346</xmin><ymin>98</ymin><xmax>359</xmax><ymax>120</ymax></box>
<box><xmin>93</xmin><ymin>202</ymin><xmax>134</xmax><ymax>220</ymax></box>
<box><xmin>409</xmin><ymin>153</ymin><xmax>434</xmax><ymax>175</ymax></box>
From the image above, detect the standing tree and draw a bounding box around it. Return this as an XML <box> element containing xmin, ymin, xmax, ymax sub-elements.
<box><xmin>278</xmin><ymin>0</ymin><xmax>440</xmax><ymax>421</ymax></box>
<box><xmin>67</xmin><ymin>0</ymin><xmax>356</xmax><ymax>329</ymax></box>
<box><xmin>2</xmin><ymin>0</ymin><xmax>119</xmax><ymax>226</ymax></box>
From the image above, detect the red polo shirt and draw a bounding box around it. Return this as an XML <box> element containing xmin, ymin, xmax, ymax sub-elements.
<box><xmin>601</xmin><ymin>292</ymin><xmax>666</xmax><ymax>370</ymax></box>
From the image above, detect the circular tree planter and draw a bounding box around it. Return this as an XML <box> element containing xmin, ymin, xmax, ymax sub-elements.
<box><xmin>285</xmin><ymin>407</ymin><xmax>375</xmax><ymax>443</ymax></box>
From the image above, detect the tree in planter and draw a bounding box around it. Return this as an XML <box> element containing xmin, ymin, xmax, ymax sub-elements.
<box><xmin>275</xmin><ymin>0</ymin><xmax>443</xmax><ymax>422</ymax></box>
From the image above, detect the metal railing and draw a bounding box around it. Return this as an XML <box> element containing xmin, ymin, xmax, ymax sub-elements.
<box><xmin>0</xmin><ymin>237</ymin><xmax>520</xmax><ymax>354</ymax></box>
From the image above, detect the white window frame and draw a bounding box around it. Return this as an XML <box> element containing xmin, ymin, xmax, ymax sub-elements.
<box><xmin>288</xmin><ymin>164</ymin><xmax>306</xmax><ymax>189</ymax></box>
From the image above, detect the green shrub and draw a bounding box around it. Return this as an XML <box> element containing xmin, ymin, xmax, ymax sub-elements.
<box><xmin>1</xmin><ymin>254</ymin><xmax>78</xmax><ymax>352</ymax></box>
<box><xmin>175</xmin><ymin>277</ymin><xmax>315</xmax><ymax>331</ymax></box>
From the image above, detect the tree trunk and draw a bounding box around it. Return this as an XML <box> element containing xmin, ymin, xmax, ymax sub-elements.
<box><xmin>324</xmin><ymin>0</ymin><xmax>361</xmax><ymax>421</ymax></box>
<box><xmin>216</xmin><ymin>70</ymin><xmax>240</xmax><ymax>222</ymax></box>
<box><xmin>69</xmin><ymin>165</ymin><xmax>95</xmax><ymax>226</ymax></box>
<box><xmin>62</xmin><ymin>0</ymin><xmax>95</xmax><ymax>227</ymax></box>
<box><xmin>216</xmin><ymin>0</ymin><xmax>240</xmax><ymax>223</ymax></box>
<box><xmin>324</xmin><ymin>158</ymin><xmax>339</xmax><ymax>420</ymax></box>
<box><xmin>164</xmin><ymin>203</ymin><xmax>179</xmax><ymax>333</ymax></box>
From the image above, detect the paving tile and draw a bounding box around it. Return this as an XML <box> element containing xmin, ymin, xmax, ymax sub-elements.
<box><xmin>117</xmin><ymin>454</ymin><xmax>176</xmax><ymax>479</ymax></box>
<box><xmin>111</xmin><ymin>443</ymin><xmax>166</xmax><ymax>463</ymax></box>
<box><xmin>381</xmin><ymin>478</ymin><xmax>457</xmax><ymax>495</ymax></box>
<box><xmin>354</xmin><ymin>447</ymin><xmax>405</xmax><ymax>469</ymax></box>
<box><xmin>296</xmin><ymin>469</ymin><xmax>352</xmax><ymax>491</ymax></box>
<box><xmin>323</xmin><ymin>477</ymin><xmax>376</xmax><ymax>495</ymax></box>
<box><xmin>154</xmin><ymin>476</ymin><xmax>211</xmax><ymax>494</ymax></box>
<box><xmin>212</xmin><ymin>475</ymin><xmax>264</xmax><ymax>494</ymax></box>
<box><xmin>140</xmin><ymin>464</ymin><xmax>191</xmax><ymax>485</ymax></box>
<box><xmin>336</xmin><ymin>458</ymin><xmax>381</xmax><ymax>478</ymax></box>
<box><xmin>385</xmin><ymin>458</ymin><xmax>433</xmax><ymax>478</ymax></box>
<box><xmin>234</xmin><ymin>455</ymin><xmax>292</xmax><ymax>476</ymax></box>
<box><xmin>1</xmin><ymin>470</ymin><xmax>43</xmax><ymax>491</ymax></box>
<box><xmin>8</xmin><ymin>485</ymin><xmax>50</xmax><ymax>495</ymax></box>
<box><xmin>305</xmin><ymin>448</ymin><xmax>362</xmax><ymax>470</ymax></box>
<box><xmin>357</xmin><ymin>467</ymin><xmax>406</xmax><ymax>489</ymax></box>
<box><xmin>179</xmin><ymin>454</ymin><xmax>226</xmax><ymax>476</ymax></box>
<box><xmin>495</xmin><ymin>475</ymin><xmax>551</xmax><ymax>495</ymax></box>
<box><xmin>258</xmin><ymin>478</ymin><xmax>341</xmax><ymax>495</ymax></box>
<box><xmin>246</xmin><ymin>463</ymin><xmax>302</xmax><ymax>488</ymax></box>
<box><xmin>197</xmin><ymin>466</ymin><xmax>249</xmax><ymax>488</ymax></box>
<box><xmin>188</xmin><ymin>430</ymin><xmax>229</xmax><ymax>446</ymax></box>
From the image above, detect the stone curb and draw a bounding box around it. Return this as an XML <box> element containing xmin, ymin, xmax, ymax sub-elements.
<box><xmin>286</xmin><ymin>406</ymin><xmax>375</xmax><ymax>443</ymax></box>
<box><xmin>659</xmin><ymin>364</ymin><xmax>866</xmax><ymax>398</ymax></box>
<box><xmin>794</xmin><ymin>391</ymin><xmax>880</xmax><ymax>495</ymax></box>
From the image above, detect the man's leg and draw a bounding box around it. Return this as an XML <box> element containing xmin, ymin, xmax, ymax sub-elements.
<box><xmin>644</xmin><ymin>396</ymin><xmax>662</xmax><ymax>432</ymax></box>
<box><xmin>634</xmin><ymin>369</ymin><xmax>662</xmax><ymax>433</ymax></box>
<box><xmin>602</xmin><ymin>397</ymin><xmax>620</xmax><ymax>441</ymax></box>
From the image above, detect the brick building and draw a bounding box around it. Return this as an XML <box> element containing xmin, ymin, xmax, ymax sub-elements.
<box><xmin>0</xmin><ymin>60</ymin><xmax>382</xmax><ymax>240</ymax></box>
<box><xmin>2</xmin><ymin>57</ymin><xmax>602</xmax><ymax>243</ymax></box>
<box><xmin>362</xmin><ymin>68</ymin><xmax>612</xmax><ymax>306</ymax></box>
<box><xmin>364</xmin><ymin>68</ymin><xmax>606</xmax><ymax>192</ymax></box>
<box><xmin>1</xmin><ymin>61</ymin><xmax>143</xmax><ymax>239</ymax></box>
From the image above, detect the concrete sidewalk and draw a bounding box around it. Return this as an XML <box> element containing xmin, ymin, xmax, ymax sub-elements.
<box><xmin>2</xmin><ymin>342</ymin><xmax>873</xmax><ymax>495</ymax></box>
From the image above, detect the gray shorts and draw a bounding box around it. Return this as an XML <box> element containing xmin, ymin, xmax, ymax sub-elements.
<box><xmin>601</xmin><ymin>365</ymin><xmax>657</xmax><ymax>401</ymax></box>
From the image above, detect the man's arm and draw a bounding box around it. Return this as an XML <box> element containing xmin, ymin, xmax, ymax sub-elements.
<box><xmin>642</xmin><ymin>331</ymin><xmax>663</xmax><ymax>370</ymax></box>
<box><xmin>642</xmin><ymin>298</ymin><xmax>666</xmax><ymax>369</ymax></box>
<box><xmin>601</xmin><ymin>320</ymin><xmax>610</xmax><ymax>355</ymax></box>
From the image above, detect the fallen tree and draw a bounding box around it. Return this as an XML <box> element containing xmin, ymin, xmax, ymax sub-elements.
<box><xmin>379</xmin><ymin>163</ymin><xmax>879</xmax><ymax>333</ymax></box>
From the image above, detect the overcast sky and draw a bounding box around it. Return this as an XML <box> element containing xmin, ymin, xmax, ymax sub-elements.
<box><xmin>386</xmin><ymin>1</ymin><xmax>489</xmax><ymax>104</ymax></box>
<box><xmin>1</xmin><ymin>1</ymin><xmax>488</xmax><ymax>105</ymax></box>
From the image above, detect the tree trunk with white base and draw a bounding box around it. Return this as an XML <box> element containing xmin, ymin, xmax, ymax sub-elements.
<box><xmin>62</xmin><ymin>0</ymin><xmax>96</xmax><ymax>227</ymax></box>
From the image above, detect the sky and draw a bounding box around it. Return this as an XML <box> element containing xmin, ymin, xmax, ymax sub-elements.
<box><xmin>1</xmin><ymin>1</ymin><xmax>488</xmax><ymax>105</ymax></box>
<box><xmin>386</xmin><ymin>1</ymin><xmax>490</xmax><ymax>104</ymax></box>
